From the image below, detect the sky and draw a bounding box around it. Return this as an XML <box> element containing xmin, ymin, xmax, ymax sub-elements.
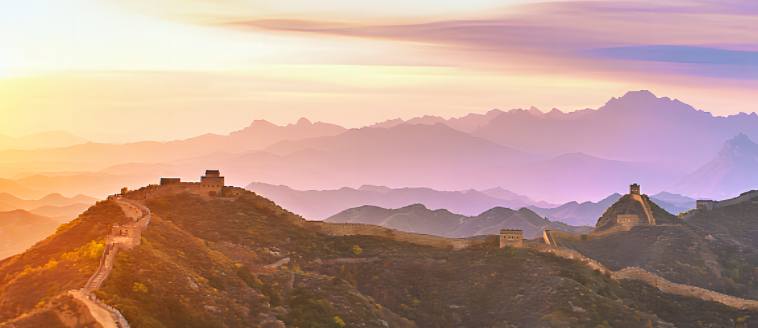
<box><xmin>1</xmin><ymin>0</ymin><xmax>758</xmax><ymax>142</ymax></box>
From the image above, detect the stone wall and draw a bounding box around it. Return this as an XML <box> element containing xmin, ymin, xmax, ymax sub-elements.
<box><xmin>527</xmin><ymin>243</ymin><xmax>758</xmax><ymax>311</ymax></box>
<box><xmin>714</xmin><ymin>190</ymin><xmax>758</xmax><ymax>209</ymax></box>
<box><xmin>300</xmin><ymin>221</ymin><xmax>487</xmax><ymax>251</ymax></box>
<box><xmin>613</xmin><ymin>267</ymin><xmax>758</xmax><ymax>310</ymax></box>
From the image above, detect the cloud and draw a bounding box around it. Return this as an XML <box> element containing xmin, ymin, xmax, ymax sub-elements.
<box><xmin>224</xmin><ymin>0</ymin><xmax>758</xmax><ymax>79</ymax></box>
<box><xmin>588</xmin><ymin>45</ymin><xmax>758</xmax><ymax>65</ymax></box>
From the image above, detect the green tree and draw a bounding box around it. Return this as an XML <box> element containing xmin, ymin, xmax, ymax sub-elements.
<box><xmin>353</xmin><ymin>245</ymin><xmax>362</xmax><ymax>256</ymax></box>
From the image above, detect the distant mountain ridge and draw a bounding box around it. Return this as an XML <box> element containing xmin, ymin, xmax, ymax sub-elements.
<box><xmin>672</xmin><ymin>133</ymin><xmax>758</xmax><ymax>199</ymax></box>
<box><xmin>0</xmin><ymin>209</ymin><xmax>60</xmax><ymax>259</ymax></box>
<box><xmin>325</xmin><ymin>203</ymin><xmax>592</xmax><ymax>239</ymax></box>
<box><xmin>0</xmin><ymin>118</ymin><xmax>346</xmax><ymax>167</ymax></box>
<box><xmin>0</xmin><ymin>131</ymin><xmax>88</xmax><ymax>151</ymax></box>
<box><xmin>472</xmin><ymin>90</ymin><xmax>758</xmax><ymax>169</ymax></box>
<box><xmin>530</xmin><ymin>192</ymin><xmax>694</xmax><ymax>226</ymax></box>
<box><xmin>246</xmin><ymin>182</ymin><xmax>557</xmax><ymax>220</ymax></box>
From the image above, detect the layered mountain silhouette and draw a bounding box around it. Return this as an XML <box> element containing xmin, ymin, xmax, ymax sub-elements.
<box><xmin>0</xmin><ymin>178</ymin><xmax>48</xmax><ymax>199</ymax></box>
<box><xmin>325</xmin><ymin>204</ymin><xmax>591</xmax><ymax>239</ymax></box>
<box><xmin>368</xmin><ymin>109</ymin><xmax>506</xmax><ymax>133</ymax></box>
<box><xmin>0</xmin><ymin>131</ymin><xmax>88</xmax><ymax>151</ymax></box>
<box><xmin>248</xmin><ymin>182</ymin><xmax>694</xmax><ymax>226</ymax></box>
<box><xmin>0</xmin><ymin>210</ymin><xmax>60</xmax><ymax>259</ymax></box>
<box><xmin>2</xmin><ymin>91</ymin><xmax>757</xmax><ymax>202</ymax></box>
<box><xmin>246</xmin><ymin>182</ymin><xmax>556</xmax><ymax>220</ymax></box>
<box><xmin>0</xmin><ymin>193</ymin><xmax>98</xmax><ymax>222</ymax></box>
<box><xmin>473</xmin><ymin>90</ymin><xmax>758</xmax><ymax>169</ymax></box>
<box><xmin>672</xmin><ymin>133</ymin><xmax>758</xmax><ymax>199</ymax></box>
<box><xmin>0</xmin><ymin>118</ymin><xmax>345</xmax><ymax>166</ymax></box>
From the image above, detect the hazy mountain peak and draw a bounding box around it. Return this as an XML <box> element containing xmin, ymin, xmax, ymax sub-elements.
<box><xmin>357</xmin><ymin>185</ymin><xmax>392</xmax><ymax>193</ymax></box>
<box><xmin>529</xmin><ymin>106</ymin><xmax>545</xmax><ymax>118</ymax></box>
<box><xmin>296</xmin><ymin>117</ymin><xmax>312</xmax><ymax>125</ymax></box>
<box><xmin>718</xmin><ymin>133</ymin><xmax>758</xmax><ymax>163</ymax></box>
<box><xmin>621</xmin><ymin>90</ymin><xmax>658</xmax><ymax>100</ymax></box>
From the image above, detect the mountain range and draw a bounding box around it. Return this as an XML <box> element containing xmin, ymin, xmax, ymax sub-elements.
<box><xmin>671</xmin><ymin>133</ymin><xmax>758</xmax><ymax>199</ymax></box>
<box><xmin>0</xmin><ymin>210</ymin><xmax>60</xmax><ymax>259</ymax></box>
<box><xmin>0</xmin><ymin>90</ymin><xmax>756</xmax><ymax>201</ymax></box>
<box><xmin>324</xmin><ymin>204</ymin><xmax>592</xmax><ymax>239</ymax></box>
<box><xmin>0</xmin><ymin>131</ymin><xmax>88</xmax><ymax>151</ymax></box>
<box><xmin>247</xmin><ymin>182</ymin><xmax>695</xmax><ymax>226</ymax></box>
<box><xmin>0</xmin><ymin>192</ymin><xmax>98</xmax><ymax>222</ymax></box>
<box><xmin>246</xmin><ymin>182</ymin><xmax>557</xmax><ymax>220</ymax></box>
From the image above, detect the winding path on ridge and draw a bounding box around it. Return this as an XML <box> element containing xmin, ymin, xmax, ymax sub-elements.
<box><xmin>71</xmin><ymin>197</ymin><xmax>152</xmax><ymax>328</ymax></box>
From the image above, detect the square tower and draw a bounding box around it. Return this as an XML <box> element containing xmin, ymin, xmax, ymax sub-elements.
<box><xmin>630</xmin><ymin>183</ymin><xmax>640</xmax><ymax>195</ymax></box>
<box><xmin>500</xmin><ymin>229</ymin><xmax>523</xmax><ymax>248</ymax></box>
<box><xmin>696</xmin><ymin>200</ymin><xmax>714</xmax><ymax>211</ymax></box>
<box><xmin>201</xmin><ymin>170</ymin><xmax>225</xmax><ymax>193</ymax></box>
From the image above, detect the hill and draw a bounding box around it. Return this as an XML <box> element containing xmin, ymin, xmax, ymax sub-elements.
<box><xmin>0</xmin><ymin>210</ymin><xmax>62</xmax><ymax>260</ymax></box>
<box><xmin>552</xmin><ymin>191</ymin><xmax>758</xmax><ymax>301</ymax></box>
<box><xmin>672</xmin><ymin>133</ymin><xmax>758</xmax><ymax>199</ymax></box>
<box><xmin>530</xmin><ymin>192</ymin><xmax>694</xmax><ymax>226</ymax></box>
<box><xmin>0</xmin><ymin>178</ymin><xmax>48</xmax><ymax>200</ymax></box>
<box><xmin>245</xmin><ymin>182</ymin><xmax>555</xmax><ymax>220</ymax></box>
<box><xmin>326</xmin><ymin>204</ymin><xmax>593</xmax><ymax>239</ymax></box>
<box><xmin>29</xmin><ymin>203</ymin><xmax>93</xmax><ymax>222</ymax></box>
<box><xmin>592</xmin><ymin>193</ymin><xmax>683</xmax><ymax>233</ymax></box>
<box><xmin>682</xmin><ymin>198</ymin><xmax>758</xmax><ymax>298</ymax></box>
<box><xmin>0</xmin><ymin>118</ymin><xmax>346</xmax><ymax>169</ymax></box>
<box><xmin>0</xmin><ymin>193</ymin><xmax>98</xmax><ymax>210</ymax></box>
<box><xmin>0</xmin><ymin>187</ymin><xmax>754</xmax><ymax>327</ymax></box>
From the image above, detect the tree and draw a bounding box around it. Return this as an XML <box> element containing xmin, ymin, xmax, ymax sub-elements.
<box><xmin>121</xmin><ymin>187</ymin><xmax>128</xmax><ymax>195</ymax></box>
<box><xmin>353</xmin><ymin>245</ymin><xmax>362</xmax><ymax>256</ymax></box>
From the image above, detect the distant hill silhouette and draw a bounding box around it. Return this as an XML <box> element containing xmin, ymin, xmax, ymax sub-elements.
<box><xmin>0</xmin><ymin>131</ymin><xmax>88</xmax><ymax>151</ymax></box>
<box><xmin>0</xmin><ymin>210</ymin><xmax>60</xmax><ymax>259</ymax></box>
<box><xmin>0</xmin><ymin>118</ymin><xmax>345</xmax><ymax>167</ymax></box>
<box><xmin>325</xmin><ymin>204</ymin><xmax>591</xmax><ymax>239</ymax></box>
<box><xmin>368</xmin><ymin>109</ymin><xmax>505</xmax><ymax>133</ymax></box>
<box><xmin>0</xmin><ymin>193</ymin><xmax>98</xmax><ymax>210</ymax></box>
<box><xmin>28</xmin><ymin>203</ymin><xmax>92</xmax><ymax>222</ymax></box>
<box><xmin>672</xmin><ymin>133</ymin><xmax>758</xmax><ymax>199</ymax></box>
<box><xmin>0</xmin><ymin>178</ymin><xmax>48</xmax><ymax>199</ymax></box>
<box><xmin>245</xmin><ymin>182</ymin><xmax>555</xmax><ymax>220</ymax></box>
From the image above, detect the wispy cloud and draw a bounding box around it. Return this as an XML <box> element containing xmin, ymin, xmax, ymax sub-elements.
<box><xmin>220</xmin><ymin>0</ymin><xmax>758</xmax><ymax>79</ymax></box>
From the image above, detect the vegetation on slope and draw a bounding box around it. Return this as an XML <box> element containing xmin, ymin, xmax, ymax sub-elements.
<box><xmin>0</xmin><ymin>201</ymin><xmax>130</xmax><ymax>323</ymax></box>
<box><xmin>0</xmin><ymin>191</ymin><xmax>756</xmax><ymax>328</ymax></box>
<box><xmin>685</xmin><ymin>200</ymin><xmax>758</xmax><ymax>300</ymax></box>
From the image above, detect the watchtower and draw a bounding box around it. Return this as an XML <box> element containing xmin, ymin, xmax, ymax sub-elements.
<box><xmin>616</xmin><ymin>214</ymin><xmax>640</xmax><ymax>226</ymax></box>
<box><xmin>500</xmin><ymin>229</ymin><xmax>523</xmax><ymax>248</ymax></box>
<box><xmin>200</xmin><ymin>170</ymin><xmax>224</xmax><ymax>192</ymax></box>
<box><xmin>630</xmin><ymin>183</ymin><xmax>640</xmax><ymax>195</ymax></box>
<box><xmin>696</xmin><ymin>200</ymin><xmax>714</xmax><ymax>211</ymax></box>
<box><xmin>160</xmin><ymin>178</ymin><xmax>181</xmax><ymax>185</ymax></box>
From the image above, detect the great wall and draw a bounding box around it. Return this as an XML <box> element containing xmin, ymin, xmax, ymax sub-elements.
<box><xmin>70</xmin><ymin>197</ymin><xmax>152</xmax><ymax>328</ymax></box>
<box><xmin>54</xmin><ymin>174</ymin><xmax>758</xmax><ymax>327</ymax></box>
<box><xmin>528</xmin><ymin>243</ymin><xmax>758</xmax><ymax>311</ymax></box>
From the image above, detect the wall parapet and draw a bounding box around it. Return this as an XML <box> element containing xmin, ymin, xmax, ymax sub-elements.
<box><xmin>528</xmin><ymin>244</ymin><xmax>758</xmax><ymax>311</ymax></box>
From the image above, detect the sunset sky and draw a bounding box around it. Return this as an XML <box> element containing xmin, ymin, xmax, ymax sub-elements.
<box><xmin>1</xmin><ymin>0</ymin><xmax>758</xmax><ymax>142</ymax></box>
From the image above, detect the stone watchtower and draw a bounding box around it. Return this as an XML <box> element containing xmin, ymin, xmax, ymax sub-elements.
<box><xmin>630</xmin><ymin>183</ymin><xmax>641</xmax><ymax>195</ymax></box>
<box><xmin>696</xmin><ymin>200</ymin><xmax>714</xmax><ymax>211</ymax></box>
<box><xmin>201</xmin><ymin>170</ymin><xmax>225</xmax><ymax>193</ymax></box>
<box><xmin>500</xmin><ymin>229</ymin><xmax>523</xmax><ymax>248</ymax></box>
